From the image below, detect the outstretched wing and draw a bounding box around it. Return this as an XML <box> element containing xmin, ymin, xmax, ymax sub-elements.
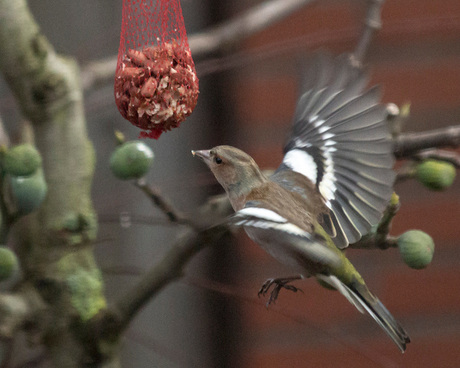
<box><xmin>274</xmin><ymin>53</ymin><xmax>395</xmax><ymax>249</ymax></box>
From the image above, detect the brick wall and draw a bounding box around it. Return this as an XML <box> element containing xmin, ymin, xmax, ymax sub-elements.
<box><xmin>223</xmin><ymin>0</ymin><xmax>460</xmax><ymax>366</ymax></box>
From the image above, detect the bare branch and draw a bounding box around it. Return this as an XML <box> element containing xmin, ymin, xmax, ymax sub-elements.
<box><xmin>351</xmin><ymin>194</ymin><xmax>400</xmax><ymax>249</ymax></box>
<box><xmin>351</xmin><ymin>234</ymin><xmax>398</xmax><ymax>250</ymax></box>
<box><xmin>395</xmin><ymin>149</ymin><xmax>460</xmax><ymax>184</ymax></box>
<box><xmin>133</xmin><ymin>178</ymin><xmax>191</xmax><ymax>226</ymax></box>
<box><xmin>394</xmin><ymin>125</ymin><xmax>460</xmax><ymax>158</ymax></box>
<box><xmin>395</xmin><ymin>162</ymin><xmax>416</xmax><ymax>183</ymax></box>
<box><xmin>352</xmin><ymin>0</ymin><xmax>384</xmax><ymax>66</ymax></box>
<box><xmin>110</xmin><ymin>224</ymin><xmax>229</xmax><ymax>333</ymax></box>
<box><xmin>414</xmin><ymin>149</ymin><xmax>460</xmax><ymax>168</ymax></box>
<box><xmin>189</xmin><ymin>0</ymin><xmax>316</xmax><ymax>58</ymax></box>
<box><xmin>81</xmin><ymin>0</ymin><xmax>315</xmax><ymax>90</ymax></box>
<box><xmin>81</xmin><ymin>56</ymin><xmax>117</xmax><ymax>91</ymax></box>
<box><xmin>0</xmin><ymin>1</ymin><xmax>108</xmax><ymax>366</ymax></box>
<box><xmin>198</xmin><ymin>193</ymin><xmax>233</xmax><ymax>220</ymax></box>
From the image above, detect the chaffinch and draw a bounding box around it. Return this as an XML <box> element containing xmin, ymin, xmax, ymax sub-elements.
<box><xmin>192</xmin><ymin>53</ymin><xmax>410</xmax><ymax>352</ymax></box>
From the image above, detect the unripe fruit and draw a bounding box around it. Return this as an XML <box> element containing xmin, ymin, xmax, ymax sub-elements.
<box><xmin>397</xmin><ymin>230</ymin><xmax>434</xmax><ymax>269</ymax></box>
<box><xmin>0</xmin><ymin>246</ymin><xmax>19</xmax><ymax>282</ymax></box>
<box><xmin>110</xmin><ymin>141</ymin><xmax>154</xmax><ymax>180</ymax></box>
<box><xmin>3</xmin><ymin>144</ymin><xmax>42</xmax><ymax>177</ymax></box>
<box><xmin>416</xmin><ymin>160</ymin><xmax>456</xmax><ymax>191</ymax></box>
<box><xmin>9</xmin><ymin>169</ymin><xmax>48</xmax><ymax>215</ymax></box>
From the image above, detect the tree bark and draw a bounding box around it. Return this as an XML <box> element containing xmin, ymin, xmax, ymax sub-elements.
<box><xmin>0</xmin><ymin>1</ymin><xmax>115</xmax><ymax>367</ymax></box>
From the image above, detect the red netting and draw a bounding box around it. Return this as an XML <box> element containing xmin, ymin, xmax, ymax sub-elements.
<box><xmin>114</xmin><ymin>0</ymin><xmax>199</xmax><ymax>139</ymax></box>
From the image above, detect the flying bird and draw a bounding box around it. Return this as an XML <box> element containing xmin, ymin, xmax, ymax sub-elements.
<box><xmin>192</xmin><ymin>53</ymin><xmax>410</xmax><ymax>352</ymax></box>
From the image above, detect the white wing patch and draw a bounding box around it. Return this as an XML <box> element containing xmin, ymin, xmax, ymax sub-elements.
<box><xmin>282</xmin><ymin>149</ymin><xmax>317</xmax><ymax>184</ymax></box>
<box><xmin>231</xmin><ymin>207</ymin><xmax>343</xmax><ymax>270</ymax></box>
<box><xmin>319</xmin><ymin>145</ymin><xmax>338</xmax><ymax>203</ymax></box>
<box><xmin>237</xmin><ymin>207</ymin><xmax>287</xmax><ymax>223</ymax></box>
<box><xmin>233</xmin><ymin>208</ymin><xmax>308</xmax><ymax>238</ymax></box>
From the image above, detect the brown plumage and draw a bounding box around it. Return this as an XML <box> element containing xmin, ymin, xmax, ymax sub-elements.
<box><xmin>192</xmin><ymin>52</ymin><xmax>409</xmax><ymax>352</ymax></box>
<box><xmin>193</xmin><ymin>145</ymin><xmax>410</xmax><ymax>352</ymax></box>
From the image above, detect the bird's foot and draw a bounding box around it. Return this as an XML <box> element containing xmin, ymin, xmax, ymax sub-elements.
<box><xmin>258</xmin><ymin>276</ymin><xmax>302</xmax><ymax>307</ymax></box>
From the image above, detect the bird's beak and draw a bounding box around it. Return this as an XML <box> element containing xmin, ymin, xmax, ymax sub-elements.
<box><xmin>191</xmin><ymin>149</ymin><xmax>212</xmax><ymax>163</ymax></box>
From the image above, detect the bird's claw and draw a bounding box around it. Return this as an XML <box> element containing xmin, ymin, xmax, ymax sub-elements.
<box><xmin>258</xmin><ymin>277</ymin><xmax>302</xmax><ymax>307</ymax></box>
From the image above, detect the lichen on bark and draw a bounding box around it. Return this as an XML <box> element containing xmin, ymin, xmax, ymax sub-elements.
<box><xmin>0</xmin><ymin>0</ymin><xmax>115</xmax><ymax>366</ymax></box>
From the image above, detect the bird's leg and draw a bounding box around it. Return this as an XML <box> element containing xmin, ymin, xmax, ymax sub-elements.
<box><xmin>258</xmin><ymin>275</ymin><xmax>303</xmax><ymax>307</ymax></box>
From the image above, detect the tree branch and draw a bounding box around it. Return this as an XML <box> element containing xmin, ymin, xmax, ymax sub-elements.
<box><xmin>189</xmin><ymin>0</ymin><xmax>316</xmax><ymax>58</ymax></box>
<box><xmin>414</xmin><ymin>149</ymin><xmax>460</xmax><ymax>168</ymax></box>
<box><xmin>133</xmin><ymin>178</ymin><xmax>192</xmax><ymax>226</ymax></box>
<box><xmin>81</xmin><ymin>0</ymin><xmax>315</xmax><ymax>90</ymax></box>
<box><xmin>351</xmin><ymin>193</ymin><xmax>400</xmax><ymax>249</ymax></box>
<box><xmin>0</xmin><ymin>1</ymin><xmax>108</xmax><ymax>366</ymax></box>
<box><xmin>352</xmin><ymin>0</ymin><xmax>384</xmax><ymax>66</ymax></box>
<box><xmin>395</xmin><ymin>162</ymin><xmax>417</xmax><ymax>183</ymax></box>
<box><xmin>394</xmin><ymin>125</ymin><xmax>460</xmax><ymax>158</ymax></box>
<box><xmin>110</xmin><ymin>224</ymin><xmax>229</xmax><ymax>334</ymax></box>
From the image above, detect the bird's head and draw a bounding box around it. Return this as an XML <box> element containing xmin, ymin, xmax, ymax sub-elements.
<box><xmin>192</xmin><ymin>145</ymin><xmax>266</xmax><ymax>199</ymax></box>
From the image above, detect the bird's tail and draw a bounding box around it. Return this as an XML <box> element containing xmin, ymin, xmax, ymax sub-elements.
<box><xmin>318</xmin><ymin>274</ymin><xmax>411</xmax><ymax>353</ymax></box>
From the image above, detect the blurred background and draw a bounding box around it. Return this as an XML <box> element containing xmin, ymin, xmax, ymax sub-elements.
<box><xmin>0</xmin><ymin>0</ymin><xmax>459</xmax><ymax>367</ymax></box>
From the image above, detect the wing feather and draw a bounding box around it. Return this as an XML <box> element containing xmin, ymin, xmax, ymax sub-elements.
<box><xmin>276</xmin><ymin>53</ymin><xmax>395</xmax><ymax>248</ymax></box>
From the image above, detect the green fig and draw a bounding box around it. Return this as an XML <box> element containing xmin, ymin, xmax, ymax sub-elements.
<box><xmin>0</xmin><ymin>246</ymin><xmax>19</xmax><ymax>281</ymax></box>
<box><xmin>416</xmin><ymin>160</ymin><xmax>456</xmax><ymax>191</ymax></box>
<box><xmin>397</xmin><ymin>230</ymin><xmax>434</xmax><ymax>269</ymax></box>
<box><xmin>9</xmin><ymin>169</ymin><xmax>47</xmax><ymax>215</ymax></box>
<box><xmin>110</xmin><ymin>141</ymin><xmax>154</xmax><ymax>180</ymax></box>
<box><xmin>3</xmin><ymin>144</ymin><xmax>42</xmax><ymax>177</ymax></box>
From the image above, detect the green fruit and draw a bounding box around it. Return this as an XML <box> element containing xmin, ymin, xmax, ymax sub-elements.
<box><xmin>0</xmin><ymin>246</ymin><xmax>19</xmax><ymax>281</ymax></box>
<box><xmin>9</xmin><ymin>169</ymin><xmax>48</xmax><ymax>215</ymax></box>
<box><xmin>3</xmin><ymin>144</ymin><xmax>42</xmax><ymax>176</ymax></box>
<box><xmin>416</xmin><ymin>160</ymin><xmax>456</xmax><ymax>191</ymax></box>
<box><xmin>397</xmin><ymin>230</ymin><xmax>434</xmax><ymax>269</ymax></box>
<box><xmin>110</xmin><ymin>141</ymin><xmax>154</xmax><ymax>180</ymax></box>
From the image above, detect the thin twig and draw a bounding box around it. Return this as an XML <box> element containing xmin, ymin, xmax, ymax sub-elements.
<box><xmin>134</xmin><ymin>178</ymin><xmax>191</xmax><ymax>225</ymax></box>
<box><xmin>394</xmin><ymin>125</ymin><xmax>460</xmax><ymax>158</ymax></box>
<box><xmin>352</xmin><ymin>234</ymin><xmax>398</xmax><ymax>250</ymax></box>
<box><xmin>352</xmin><ymin>0</ymin><xmax>384</xmax><ymax>66</ymax></box>
<box><xmin>395</xmin><ymin>149</ymin><xmax>460</xmax><ymax>183</ymax></box>
<box><xmin>189</xmin><ymin>0</ymin><xmax>316</xmax><ymax>58</ymax></box>
<box><xmin>375</xmin><ymin>194</ymin><xmax>400</xmax><ymax>246</ymax></box>
<box><xmin>351</xmin><ymin>194</ymin><xmax>400</xmax><ymax>249</ymax></box>
<box><xmin>110</xmin><ymin>224</ymin><xmax>229</xmax><ymax>334</ymax></box>
<box><xmin>414</xmin><ymin>149</ymin><xmax>460</xmax><ymax>168</ymax></box>
<box><xmin>395</xmin><ymin>162</ymin><xmax>417</xmax><ymax>183</ymax></box>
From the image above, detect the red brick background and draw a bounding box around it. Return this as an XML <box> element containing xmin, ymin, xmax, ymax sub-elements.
<box><xmin>218</xmin><ymin>0</ymin><xmax>460</xmax><ymax>366</ymax></box>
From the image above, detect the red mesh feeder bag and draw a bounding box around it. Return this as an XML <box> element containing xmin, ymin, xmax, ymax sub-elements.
<box><xmin>114</xmin><ymin>0</ymin><xmax>199</xmax><ymax>139</ymax></box>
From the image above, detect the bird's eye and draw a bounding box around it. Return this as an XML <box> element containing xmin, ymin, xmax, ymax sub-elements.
<box><xmin>214</xmin><ymin>156</ymin><xmax>223</xmax><ymax>164</ymax></box>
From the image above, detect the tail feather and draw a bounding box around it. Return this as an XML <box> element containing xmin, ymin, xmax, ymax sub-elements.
<box><xmin>319</xmin><ymin>275</ymin><xmax>411</xmax><ymax>352</ymax></box>
<box><xmin>350</xmin><ymin>283</ymin><xmax>411</xmax><ymax>353</ymax></box>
